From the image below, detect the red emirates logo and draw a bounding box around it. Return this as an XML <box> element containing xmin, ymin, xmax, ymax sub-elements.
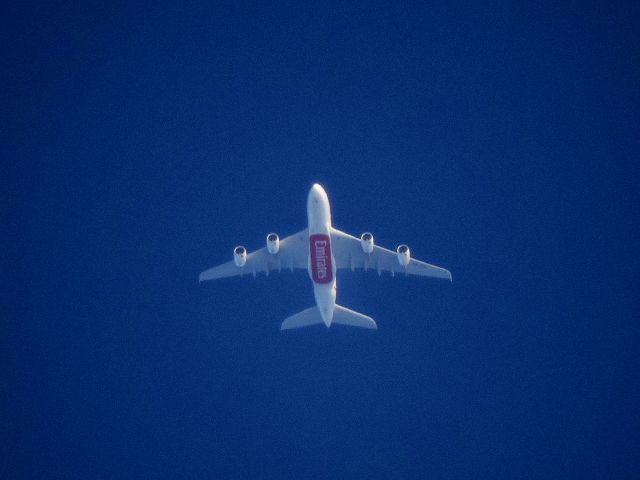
<box><xmin>309</xmin><ymin>234</ymin><xmax>333</xmax><ymax>284</ymax></box>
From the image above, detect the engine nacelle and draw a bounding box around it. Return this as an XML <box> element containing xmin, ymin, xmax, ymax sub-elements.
<box><xmin>233</xmin><ymin>246</ymin><xmax>247</xmax><ymax>267</ymax></box>
<box><xmin>266</xmin><ymin>233</ymin><xmax>280</xmax><ymax>254</ymax></box>
<box><xmin>397</xmin><ymin>244</ymin><xmax>410</xmax><ymax>267</ymax></box>
<box><xmin>361</xmin><ymin>232</ymin><xmax>374</xmax><ymax>254</ymax></box>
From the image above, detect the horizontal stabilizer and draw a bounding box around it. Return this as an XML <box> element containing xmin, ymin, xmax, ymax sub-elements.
<box><xmin>280</xmin><ymin>307</ymin><xmax>324</xmax><ymax>330</ymax></box>
<box><xmin>332</xmin><ymin>305</ymin><xmax>377</xmax><ymax>329</ymax></box>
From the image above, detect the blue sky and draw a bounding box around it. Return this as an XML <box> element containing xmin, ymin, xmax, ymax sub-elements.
<box><xmin>3</xmin><ymin>1</ymin><xmax>640</xmax><ymax>478</ymax></box>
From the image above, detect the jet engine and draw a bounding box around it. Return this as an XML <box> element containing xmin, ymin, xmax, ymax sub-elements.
<box><xmin>234</xmin><ymin>246</ymin><xmax>247</xmax><ymax>267</ymax></box>
<box><xmin>266</xmin><ymin>233</ymin><xmax>280</xmax><ymax>254</ymax></box>
<box><xmin>360</xmin><ymin>232</ymin><xmax>374</xmax><ymax>254</ymax></box>
<box><xmin>396</xmin><ymin>244</ymin><xmax>410</xmax><ymax>266</ymax></box>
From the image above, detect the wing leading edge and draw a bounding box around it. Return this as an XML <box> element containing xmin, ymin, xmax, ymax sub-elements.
<box><xmin>199</xmin><ymin>229</ymin><xmax>308</xmax><ymax>281</ymax></box>
<box><xmin>330</xmin><ymin>228</ymin><xmax>452</xmax><ymax>281</ymax></box>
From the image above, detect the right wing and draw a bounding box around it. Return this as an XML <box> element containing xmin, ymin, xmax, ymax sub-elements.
<box><xmin>199</xmin><ymin>229</ymin><xmax>308</xmax><ymax>281</ymax></box>
<box><xmin>331</xmin><ymin>228</ymin><xmax>452</xmax><ymax>281</ymax></box>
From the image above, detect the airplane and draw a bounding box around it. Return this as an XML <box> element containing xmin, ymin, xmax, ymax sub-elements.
<box><xmin>199</xmin><ymin>183</ymin><xmax>452</xmax><ymax>330</ymax></box>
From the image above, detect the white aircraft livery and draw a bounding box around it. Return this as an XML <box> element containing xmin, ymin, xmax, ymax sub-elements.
<box><xmin>199</xmin><ymin>184</ymin><xmax>452</xmax><ymax>330</ymax></box>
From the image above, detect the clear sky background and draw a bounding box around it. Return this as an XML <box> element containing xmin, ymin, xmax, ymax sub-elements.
<box><xmin>3</xmin><ymin>1</ymin><xmax>640</xmax><ymax>478</ymax></box>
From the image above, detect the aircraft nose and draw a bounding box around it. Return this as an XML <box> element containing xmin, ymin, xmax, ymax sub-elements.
<box><xmin>310</xmin><ymin>183</ymin><xmax>326</xmax><ymax>199</ymax></box>
<box><xmin>307</xmin><ymin>183</ymin><xmax>329</xmax><ymax>214</ymax></box>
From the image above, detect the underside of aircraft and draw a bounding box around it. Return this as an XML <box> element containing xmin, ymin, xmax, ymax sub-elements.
<box><xmin>200</xmin><ymin>184</ymin><xmax>451</xmax><ymax>330</ymax></box>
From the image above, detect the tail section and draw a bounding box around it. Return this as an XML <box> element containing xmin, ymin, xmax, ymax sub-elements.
<box><xmin>332</xmin><ymin>305</ymin><xmax>377</xmax><ymax>329</ymax></box>
<box><xmin>280</xmin><ymin>307</ymin><xmax>324</xmax><ymax>330</ymax></box>
<box><xmin>280</xmin><ymin>305</ymin><xmax>377</xmax><ymax>330</ymax></box>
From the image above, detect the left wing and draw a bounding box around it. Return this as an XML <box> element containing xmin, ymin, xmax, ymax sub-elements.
<box><xmin>331</xmin><ymin>228</ymin><xmax>452</xmax><ymax>281</ymax></box>
<box><xmin>199</xmin><ymin>229</ymin><xmax>308</xmax><ymax>281</ymax></box>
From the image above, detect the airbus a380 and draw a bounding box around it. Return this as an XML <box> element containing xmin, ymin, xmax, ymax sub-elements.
<box><xmin>199</xmin><ymin>184</ymin><xmax>452</xmax><ymax>330</ymax></box>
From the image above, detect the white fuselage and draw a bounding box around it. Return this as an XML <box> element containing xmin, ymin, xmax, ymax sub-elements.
<box><xmin>307</xmin><ymin>184</ymin><xmax>337</xmax><ymax>327</ymax></box>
